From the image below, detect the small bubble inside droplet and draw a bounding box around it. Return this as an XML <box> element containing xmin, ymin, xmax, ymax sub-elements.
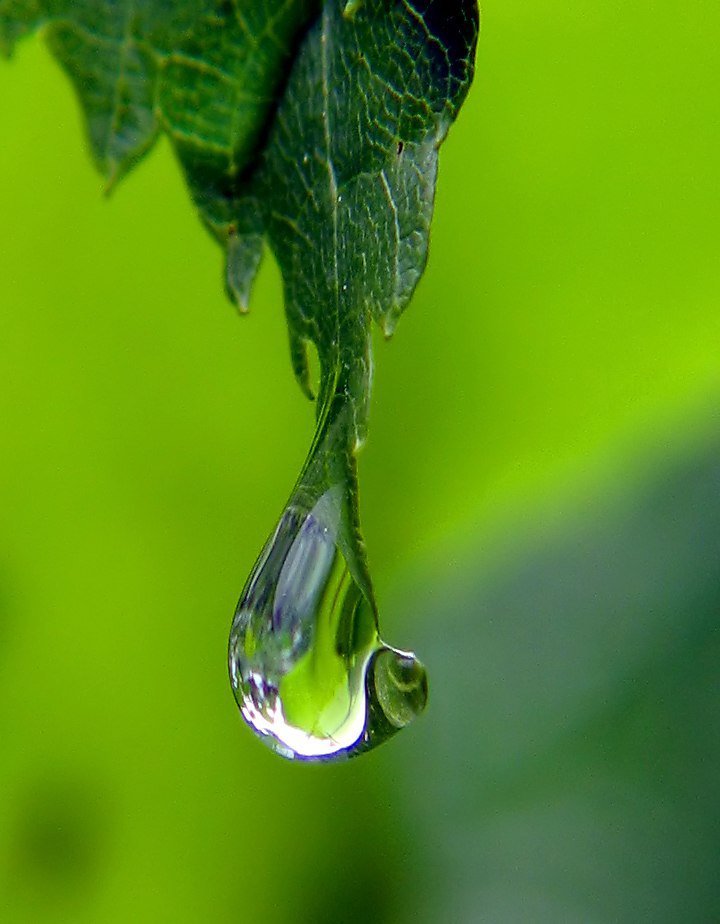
<box><xmin>372</xmin><ymin>648</ymin><xmax>428</xmax><ymax>730</ymax></box>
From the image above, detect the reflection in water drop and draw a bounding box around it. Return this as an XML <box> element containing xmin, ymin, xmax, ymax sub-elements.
<box><xmin>228</xmin><ymin>486</ymin><xmax>427</xmax><ymax>760</ymax></box>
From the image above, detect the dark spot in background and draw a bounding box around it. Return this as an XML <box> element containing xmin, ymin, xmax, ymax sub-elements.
<box><xmin>9</xmin><ymin>772</ymin><xmax>111</xmax><ymax>899</ymax></box>
<box><xmin>300</xmin><ymin>833</ymin><xmax>397</xmax><ymax>924</ymax></box>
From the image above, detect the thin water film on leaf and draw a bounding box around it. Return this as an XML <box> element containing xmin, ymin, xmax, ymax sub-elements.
<box><xmin>1</xmin><ymin>0</ymin><xmax>479</xmax><ymax>760</ymax></box>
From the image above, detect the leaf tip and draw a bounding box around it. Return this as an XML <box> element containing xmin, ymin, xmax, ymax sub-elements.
<box><xmin>225</xmin><ymin>231</ymin><xmax>263</xmax><ymax>313</ymax></box>
<box><xmin>382</xmin><ymin>315</ymin><xmax>397</xmax><ymax>340</ymax></box>
<box><xmin>102</xmin><ymin>167</ymin><xmax>119</xmax><ymax>198</ymax></box>
<box><xmin>289</xmin><ymin>333</ymin><xmax>319</xmax><ymax>402</ymax></box>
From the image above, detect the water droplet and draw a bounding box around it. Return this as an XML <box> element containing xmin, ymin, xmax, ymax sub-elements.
<box><xmin>228</xmin><ymin>486</ymin><xmax>427</xmax><ymax>760</ymax></box>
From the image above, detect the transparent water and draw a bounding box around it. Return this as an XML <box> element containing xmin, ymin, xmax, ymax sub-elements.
<box><xmin>228</xmin><ymin>485</ymin><xmax>427</xmax><ymax>760</ymax></box>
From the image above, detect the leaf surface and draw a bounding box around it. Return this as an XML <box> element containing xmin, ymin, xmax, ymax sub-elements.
<box><xmin>254</xmin><ymin>1</ymin><xmax>477</xmax><ymax>440</ymax></box>
<box><xmin>1</xmin><ymin>0</ymin><xmax>477</xmax><ymax>430</ymax></box>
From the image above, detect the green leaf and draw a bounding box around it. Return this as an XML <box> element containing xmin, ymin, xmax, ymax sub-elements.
<box><xmin>256</xmin><ymin>1</ymin><xmax>477</xmax><ymax>434</ymax></box>
<box><xmin>1</xmin><ymin>0</ymin><xmax>477</xmax><ymax>413</ymax></box>
<box><xmin>1</xmin><ymin>0</ymin><xmax>478</xmax><ymax>758</ymax></box>
<box><xmin>0</xmin><ymin>1</ymin><xmax>319</xmax><ymax>246</ymax></box>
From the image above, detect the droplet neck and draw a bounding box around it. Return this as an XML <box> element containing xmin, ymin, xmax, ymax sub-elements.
<box><xmin>289</xmin><ymin>384</ymin><xmax>374</xmax><ymax>607</ymax></box>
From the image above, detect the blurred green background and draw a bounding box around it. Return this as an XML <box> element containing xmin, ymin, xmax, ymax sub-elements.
<box><xmin>1</xmin><ymin>1</ymin><xmax>719</xmax><ymax>921</ymax></box>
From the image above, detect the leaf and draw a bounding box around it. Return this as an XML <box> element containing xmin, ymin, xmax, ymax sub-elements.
<box><xmin>1</xmin><ymin>0</ymin><xmax>477</xmax><ymax>419</ymax></box>
<box><xmin>2</xmin><ymin>1</ymin><xmax>479</xmax><ymax>758</ymax></box>
<box><xmin>256</xmin><ymin>1</ymin><xmax>477</xmax><ymax>434</ymax></box>
<box><xmin>1</xmin><ymin>1</ymin><xmax>318</xmax><ymax>253</ymax></box>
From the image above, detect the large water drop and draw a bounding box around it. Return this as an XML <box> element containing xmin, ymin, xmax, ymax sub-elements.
<box><xmin>228</xmin><ymin>485</ymin><xmax>427</xmax><ymax>760</ymax></box>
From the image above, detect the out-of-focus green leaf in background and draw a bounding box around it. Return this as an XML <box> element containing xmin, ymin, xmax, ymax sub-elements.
<box><xmin>1</xmin><ymin>2</ymin><xmax>718</xmax><ymax>921</ymax></box>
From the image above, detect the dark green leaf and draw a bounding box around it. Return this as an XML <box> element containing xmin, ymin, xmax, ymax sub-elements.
<box><xmin>254</xmin><ymin>1</ymin><xmax>477</xmax><ymax>436</ymax></box>
<box><xmin>1</xmin><ymin>0</ymin><xmax>477</xmax><ymax>429</ymax></box>
<box><xmin>2</xmin><ymin>0</ymin><xmax>479</xmax><ymax>758</ymax></box>
<box><xmin>1</xmin><ymin>1</ymin><xmax>319</xmax><ymax>250</ymax></box>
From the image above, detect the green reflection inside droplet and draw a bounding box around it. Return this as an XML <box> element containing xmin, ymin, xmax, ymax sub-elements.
<box><xmin>228</xmin><ymin>485</ymin><xmax>427</xmax><ymax>761</ymax></box>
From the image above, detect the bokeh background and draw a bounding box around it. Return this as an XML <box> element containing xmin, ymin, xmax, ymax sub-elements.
<box><xmin>1</xmin><ymin>1</ymin><xmax>719</xmax><ymax>921</ymax></box>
